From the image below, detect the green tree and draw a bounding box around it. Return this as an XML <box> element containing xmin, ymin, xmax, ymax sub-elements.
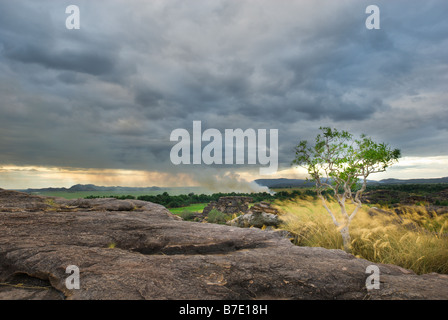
<box><xmin>292</xmin><ymin>127</ymin><xmax>400</xmax><ymax>253</ymax></box>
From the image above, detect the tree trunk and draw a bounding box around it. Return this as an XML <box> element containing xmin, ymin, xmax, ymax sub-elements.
<box><xmin>340</xmin><ymin>225</ymin><xmax>352</xmax><ymax>253</ymax></box>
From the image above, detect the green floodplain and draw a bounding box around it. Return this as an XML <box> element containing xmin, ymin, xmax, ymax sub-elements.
<box><xmin>25</xmin><ymin>187</ymin><xmax>206</xmax><ymax>199</ymax></box>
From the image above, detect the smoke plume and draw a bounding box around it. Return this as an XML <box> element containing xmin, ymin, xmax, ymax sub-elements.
<box><xmin>192</xmin><ymin>171</ymin><xmax>272</xmax><ymax>194</ymax></box>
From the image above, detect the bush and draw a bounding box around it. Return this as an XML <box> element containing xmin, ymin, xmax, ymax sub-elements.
<box><xmin>206</xmin><ymin>209</ymin><xmax>233</xmax><ymax>224</ymax></box>
<box><xmin>178</xmin><ymin>210</ymin><xmax>196</xmax><ymax>221</ymax></box>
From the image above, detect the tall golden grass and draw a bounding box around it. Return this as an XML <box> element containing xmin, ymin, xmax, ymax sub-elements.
<box><xmin>275</xmin><ymin>196</ymin><xmax>448</xmax><ymax>275</ymax></box>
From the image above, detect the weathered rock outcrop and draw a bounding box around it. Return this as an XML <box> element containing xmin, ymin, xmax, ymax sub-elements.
<box><xmin>227</xmin><ymin>211</ymin><xmax>279</xmax><ymax>228</ymax></box>
<box><xmin>227</xmin><ymin>201</ymin><xmax>280</xmax><ymax>228</ymax></box>
<box><xmin>202</xmin><ymin>196</ymin><xmax>253</xmax><ymax>215</ymax></box>
<box><xmin>1</xmin><ymin>189</ymin><xmax>447</xmax><ymax>300</ymax></box>
<box><xmin>250</xmin><ymin>201</ymin><xmax>280</xmax><ymax>215</ymax></box>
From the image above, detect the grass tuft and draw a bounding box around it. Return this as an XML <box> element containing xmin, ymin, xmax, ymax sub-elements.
<box><xmin>276</xmin><ymin>196</ymin><xmax>448</xmax><ymax>275</ymax></box>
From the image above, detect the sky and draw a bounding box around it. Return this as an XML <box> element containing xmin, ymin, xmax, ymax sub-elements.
<box><xmin>0</xmin><ymin>0</ymin><xmax>447</xmax><ymax>190</ymax></box>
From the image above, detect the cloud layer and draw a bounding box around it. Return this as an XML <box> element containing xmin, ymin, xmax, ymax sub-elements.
<box><xmin>1</xmin><ymin>0</ymin><xmax>447</xmax><ymax>187</ymax></box>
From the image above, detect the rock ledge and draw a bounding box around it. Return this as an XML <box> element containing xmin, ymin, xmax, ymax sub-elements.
<box><xmin>1</xmin><ymin>189</ymin><xmax>447</xmax><ymax>300</ymax></box>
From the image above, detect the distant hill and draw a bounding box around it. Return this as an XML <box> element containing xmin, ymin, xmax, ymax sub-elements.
<box><xmin>19</xmin><ymin>177</ymin><xmax>448</xmax><ymax>194</ymax></box>
<box><xmin>254</xmin><ymin>179</ymin><xmax>315</xmax><ymax>188</ymax></box>
<box><xmin>254</xmin><ymin>177</ymin><xmax>448</xmax><ymax>188</ymax></box>
<box><xmin>23</xmin><ymin>184</ymin><xmax>161</xmax><ymax>193</ymax></box>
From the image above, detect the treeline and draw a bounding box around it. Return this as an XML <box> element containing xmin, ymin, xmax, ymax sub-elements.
<box><xmin>366</xmin><ymin>183</ymin><xmax>448</xmax><ymax>195</ymax></box>
<box><xmin>83</xmin><ymin>183</ymin><xmax>448</xmax><ymax>208</ymax></box>
<box><xmin>85</xmin><ymin>189</ymin><xmax>321</xmax><ymax>208</ymax></box>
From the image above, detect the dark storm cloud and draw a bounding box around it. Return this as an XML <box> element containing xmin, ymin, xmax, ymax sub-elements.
<box><xmin>134</xmin><ymin>87</ymin><xmax>165</xmax><ymax>108</ymax></box>
<box><xmin>5</xmin><ymin>44</ymin><xmax>116</xmax><ymax>76</ymax></box>
<box><xmin>0</xmin><ymin>0</ymin><xmax>447</xmax><ymax>177</ymax></box>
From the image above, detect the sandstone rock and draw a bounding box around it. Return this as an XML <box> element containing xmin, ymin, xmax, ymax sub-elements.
<box><xmin>1</xmin><ymin>189</ymin><xmax>448</xmax><ymax>300</ymax></box>
<box><xmin>227</xmin><ymin>201</ymin><xmax>280</xmax><ymax>228</ymax></box>
<box><xmin>250</xmin><ymin>201</ymin><xmax>279</xmax><ymax>214</ymax></box>
<box><xmin>202</xmin><ymin>196</ymin><xmax>253</xmax><ymax>215</ymax></box>
<box><xmin>227</xmin><ymin>212</ymin><xmax>279</xmax><ymax>228</ymax></box>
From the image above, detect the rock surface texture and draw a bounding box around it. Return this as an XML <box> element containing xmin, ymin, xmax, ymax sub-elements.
<box><xmin>202</xmin><ymin>196</ymin><xmax>253</xmax><ymax>215</ymax></box>
<box><xmin>1</xmin><ymin>189</ymin><xmax>447</xmax><ymax>300</ymax></box>
<box><xmin>227</xmin><ymin>201</ymin><xmax>281</xmax><ymax>228</ymax></box>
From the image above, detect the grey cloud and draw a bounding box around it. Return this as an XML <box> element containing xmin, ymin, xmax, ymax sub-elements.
<box><xmin>0</xmin><ymin>0</ymin><xmax>447</xmax><ymax>179</ymax></box>
<box><xmin>5</xmin><ymin>44</ymin><xmax>116</xmax><ymax>76</ymax></box>
<box><xmin>134</xmin><ymin>87</ymin><xmax>165</xmax><ymax>107</ymax></box>
<box><xmin>57</xmin><ymin>72</ymin><xmax>89</xmax><ymax>85</ymax></box>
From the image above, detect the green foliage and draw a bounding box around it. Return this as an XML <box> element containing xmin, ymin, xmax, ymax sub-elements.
<box><xmin>178</xmin><ymin>209</ymin><xmax>196</xmax><ymax>221</ymax></box>
<box><xmin>85</xmin><ymin>194</ymin><xmax>136</xmax><ymax>200</ymax></box>
<box><xmin>365</xmin><ymin>183</ymin><xmax>448</xmax><ymax>206</ymax></box>
<box><xmin>367</xmin><ymin>183</ymin><xmax>448</xmax><ymax>194</ymax></box>
<box><xmin>292</xmin><ymin>127</ymin><xmax>401</xmax><ymax>193</ymax></box>
<box><xmin>81</xmin><ymin>188</ymin><xmax>339</xmax><ymax>210</ymax></box>
<box><xmin>84</xmin><ymin>191</ymin><xmax>303</xmax><ymax>208</ymax></box>
<box><xmin>169</xmin><ymin>203</ymin><xmax>208</xmax><ymax>214</ymax></box>
<box><xmin>206</xmin><ymin>209</ymin><xmax>233</xmax><ymax>224</ymax></box>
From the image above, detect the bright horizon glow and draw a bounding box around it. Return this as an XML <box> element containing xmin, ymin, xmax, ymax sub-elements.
<box><xmin>1</xmin><ymin>155</ymin><xmax>447</xmax><ymax>190</ymax></box>
<box><xmin>0</xmin><ymin>165</ymin><xmax>197</xmax><ymax>190</ymax></box>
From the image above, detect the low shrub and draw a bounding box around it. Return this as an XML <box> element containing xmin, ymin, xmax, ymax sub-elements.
<box><xmin>206</xmin><ymin>209</ymin><xmax>233</xmax><ymax>224</ymax></box>
<box><xmin>178</xmin><ymin>210</ymin><xmax>196</xmax><ymax>221</ymax></box>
